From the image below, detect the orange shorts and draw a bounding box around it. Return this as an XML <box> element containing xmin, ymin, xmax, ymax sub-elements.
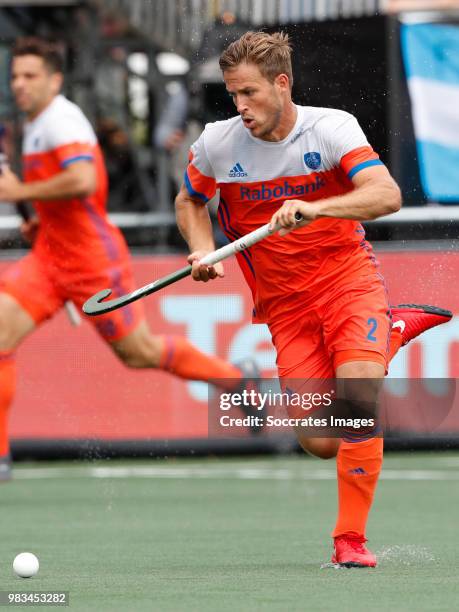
<box><xmin>0</xmin><ymin>252</ymin><xmax>143</xmax><ymax>342</ymax></box>
<box><xmin>269</xmin><ymin>273</ymin><xmax>391</xmax><ymax>380</ymax></box>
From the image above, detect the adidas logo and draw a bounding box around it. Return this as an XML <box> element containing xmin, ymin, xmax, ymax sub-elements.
<box><xmin>348</xmin><ymin>467</ymin><xmax>367</xmax><ymax>475</ymax></box>
<box><xmin>229</xmin><ymin>163</ymin><xmax>248</xmax><ymax>178</ymax></box>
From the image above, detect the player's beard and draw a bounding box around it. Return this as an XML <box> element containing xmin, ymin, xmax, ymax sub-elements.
<box><xmin>254</xmin><ymin>107</ymin><xmax>283</xmax><ymax>141</ymax></box>
<box><xmin>13</xmin><ymin>93</ymin><xmax>30</xmax><ymax>113</ymax></box>
<box><xmin>15</xmin><ymin>87</ymin><xmax>54</xmax><ymax>120</ymax></box>
<box><xmin>15</xmin><ymin>95</ymin><xmax>40</xmax><ymax>119</ymax></box>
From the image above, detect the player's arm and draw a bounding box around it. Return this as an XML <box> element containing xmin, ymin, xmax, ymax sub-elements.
<box><xmin>319</xmin><ymin>165</ymin><xmax>401</xmax><ymax>220</ymax></box>
<box><xmin>271</xmin><ymin>164</ymin><xmax>401</xmax><ymax>234</ymax></box>
<box><xmin>0</xmin><ymin>160</ymin><xmax>96</xmax><ymax>202</ymax></box>
<box><xmin>175</xmin><ymin>183</ymin><xmax>223</xmax><ymax>281</ymax></box>
<box><xmin>176</xmin><ymin>127</ymin><xmax>222</xmax><ymax>282</ymax></box>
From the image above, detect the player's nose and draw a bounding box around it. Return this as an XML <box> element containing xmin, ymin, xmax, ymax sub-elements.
<box><xmin>236</xmin><ymin>99</ymin><xmax>249</xmax><ymax>114</ymax></box>
<box><xmin>11</xmin><ymin>78</ymin><xmax>24</xmax><ymax>91</ymax></box>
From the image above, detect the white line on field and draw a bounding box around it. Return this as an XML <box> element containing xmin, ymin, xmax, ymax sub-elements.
<box><xmin>434</xmin><ymin>457</ymin><xmax>459</xmax><ymax>467</ymax></box>
<box><xmin>11</xmin><ymin>465</ymin><xmax>459</xmax><ymax>481</ymax></box>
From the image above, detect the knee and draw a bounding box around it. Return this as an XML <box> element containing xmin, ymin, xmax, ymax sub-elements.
<box><xmin>0</xmin><ymin>294</ymin><xmax>35</xmax><ymax>350</ymax></box>
<box><xmin>0</xmin><ymin>310</ymin><xmax>17</xmax><ymax>350</ymax></box>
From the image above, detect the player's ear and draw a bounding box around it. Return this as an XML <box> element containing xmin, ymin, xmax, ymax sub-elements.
<box><xmin>50</xmin><ymin>71</ymin><xmax>64</xmax><ymax>95</ymax></box>
<box><xmin>274</xmin><ymin>73</ymin><xmax>290</xmax><ymax>92</ymax></box>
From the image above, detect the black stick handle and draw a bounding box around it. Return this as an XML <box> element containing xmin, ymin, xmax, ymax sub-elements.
<box><xmin>16</xmin><ymin>202</ymin><xmax>31</xmax><ymax>221</ymax></box>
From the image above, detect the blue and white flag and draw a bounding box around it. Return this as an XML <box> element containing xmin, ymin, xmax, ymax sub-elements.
<box><xmin>401</xmin><ymin>22</ymin><xmax>459</xmax><ymax>202</ymax></box>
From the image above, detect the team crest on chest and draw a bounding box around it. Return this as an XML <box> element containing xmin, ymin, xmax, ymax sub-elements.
<box><xmin>304</xmin><ymin>152</ymin><xmax>321</xmax><ymax>170</ymax></box>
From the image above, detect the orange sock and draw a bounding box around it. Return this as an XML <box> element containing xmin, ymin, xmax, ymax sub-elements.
<box><xmin>388</xmin><ymin>328</ymin><xmax>403</xmax><ymax>362</ymax></box>
<box><xmin>0</xmin><ymin>352</ymin><xmax>16</xmax><ymax>457</ymax></box>
<box><xmin>158</xmin><ymin>336</ymin><xmax>241</xmax><ymax>383</ymax></box>
<box><xmin>330</xmin><ymin>329</ymin><xmax>400</xmax><ymax>538</ymax></box>
<box><xmin>332</xmin><ymin>436</ymin><xmax>383</xmax><ymax>538</ymax></box>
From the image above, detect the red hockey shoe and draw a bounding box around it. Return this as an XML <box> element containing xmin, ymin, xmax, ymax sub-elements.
<box><xmin>391</xmin><ymin>304</ymin><xmax>452</xmax><ymax>346</ymax></box>
<box><xmin>332</xmin><ymin>534</ymin><xmax>377</xmax><ymax>568</ymax></box>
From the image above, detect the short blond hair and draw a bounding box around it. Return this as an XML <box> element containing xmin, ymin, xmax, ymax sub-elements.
<box><xmin>219</xmin><ymin>31</ymin><xmax>293</xmax><ymax>89</ymax></box>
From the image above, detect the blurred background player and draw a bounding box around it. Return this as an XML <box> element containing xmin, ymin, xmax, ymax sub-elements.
<box><xmin>0</xmin><ymin>37</ymin><xmax>256</xmax><ymax>481</ymax></box>
<box><xmin>175</xmin><ymin>31</ymin><xmax>452</xmax><ymax>568</ymax></box>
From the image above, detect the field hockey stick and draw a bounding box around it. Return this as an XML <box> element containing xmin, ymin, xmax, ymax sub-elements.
<box><xmin>83</xmin><ymin>212</ymin><xmax>303</xmax><ymax>316</ymax></box>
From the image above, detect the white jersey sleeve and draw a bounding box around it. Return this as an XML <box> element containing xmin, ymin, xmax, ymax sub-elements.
<box><xmin>46</xmin><ymin>112</ymin><xmax>95</xmax><ymax>150</ymax></box>
<box><xmin>41</xmin><ymin>96</ymin><xmax>97</xmax><ymax>167</ymax></box>
<box><xmin>184</xmin><ymin>130</ymin><xmax>217</xmax><ymax>202</ymax></box>
<box><xmin>317</xmin><ymin>112</ymin><xmax>383</xmax><ymax>179</ymax></box>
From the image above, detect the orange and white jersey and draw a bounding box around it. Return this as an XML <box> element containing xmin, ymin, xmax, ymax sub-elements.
<box><xmin>22</xmin><ymin>95</ymin><xmax>128</xmax><ymax>273</ymax></box>
<box><xmin>185</xmin><ymin>105</ymin><xmax>385</xmax><ymax>323</ymax></box>
<box><xmin>23</xmin><ymin>94</ymin><xmax>99</xmax><ymax>172</ymax></box>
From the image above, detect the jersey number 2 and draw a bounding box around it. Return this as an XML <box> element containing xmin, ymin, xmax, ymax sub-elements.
<box><xmin>367</xmin><ymin>318</ymin><xmax>378</xmax><ymax>342</ymax></box>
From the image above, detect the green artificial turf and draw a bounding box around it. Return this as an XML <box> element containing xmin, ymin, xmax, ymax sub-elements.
<box><xmin>1</xmin><ymin>452</ymin><xmax>458</xmax><ymax>611</ymax></box>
